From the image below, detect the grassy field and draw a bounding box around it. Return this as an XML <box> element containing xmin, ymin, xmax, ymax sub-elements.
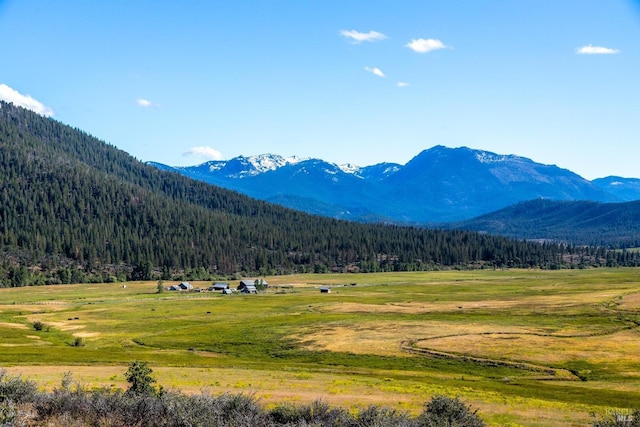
<box><xmin>1</xmin><ymin>268</ymin><xmax>640</xmax><ymax>426</ymax></box>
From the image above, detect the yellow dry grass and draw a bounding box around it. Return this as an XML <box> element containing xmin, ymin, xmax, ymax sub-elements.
<box><xmin>415</xmin><ymin>329</ymin><xmax>640</xmax><ymax>366</ymax></box>
<box><xmin>72</xmin><ymin>332</ymin><xmax>100</xmax><ymax>338</ymax></box>
<box><xmin>318</xmin><ymin>288</ymin><xmax>625</xmax><ymax>315</ymax></box>
<box><xmin>33</xmin><ymin>320</ymin><xmax>84</xmax><ymax>331</ymax></box>
<box><xmin>297</xmin><ymin>322</ymin><xmax>411</xmax><ymax>356</ymax></box>
<box><xmin>0</xmin><ymin>322</ymin><xmax>29</xmax><ymax>329</ymax></box>
<box><xmin>296</xmin><ymin>320</ymin><xmax>557</xmax><ymax>356</ymax></box>
<box><xmin>295</xmin><ymin>319</ymin><xmax>640</xmax><ymax>371</ymax></box>
<box><xmin>618</xmin><ymin>292</ymin><xmax>640</xmax><ymax>310</ymax></box>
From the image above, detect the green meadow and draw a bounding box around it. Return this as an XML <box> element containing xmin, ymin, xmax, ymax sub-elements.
<box><xmin>2</xmin><ymin>269</ymin><xmax>640</xmax><ymax>426</ymax></box>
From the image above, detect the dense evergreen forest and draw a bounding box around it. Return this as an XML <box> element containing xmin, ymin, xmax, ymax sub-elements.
<box><xmin>0</xmin><ymin>101</ymin><xmax>637</xmax><ymax>286</ymax></box>
<box><xmin>452</xmin><ymin>198</ymin><xmax>640</xmax><ymax>248</ymax></box>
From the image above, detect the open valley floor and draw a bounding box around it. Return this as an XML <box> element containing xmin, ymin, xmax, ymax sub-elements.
<box><xmin>2</xmin><ymin>269</ymin><xmax>640</xmax><ymax>426</ymax></box>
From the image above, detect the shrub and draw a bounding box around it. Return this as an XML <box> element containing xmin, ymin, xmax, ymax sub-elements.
<box><xmin>210</xmin><ymin>392</ymin><xmax>271</xmax><ymax>426</ymax></box>
<box><xmin>0</xmin><ymin>370</ymin><xmax>38</xmax><ymax>404</ymax></box>
<box><xmin>269</xmin><ymin>402</ymin><xmax>301</xmax><ymax>424</ymax></box>
<box><xmin>0</xmin><ymin>399</ymin><xmax>17</xmax><ymax>426</ymax></box>
<box><xmin>162</xmin><ymin>392</ymin><xmax>218</xmax><ymax>426</ymax></box>
<box><xmin>32</xmin><ymin>321</ymin><xmax>44</xmax><ymax>331</ymax></box>
<box><xmin>417</xmin><ymin>395</ymin><xmax>486</xmax><ymax>427</ymax></box>
<box><xmin>355</xmin><ymin>405</ymin><xmax>412</xmax><ymax>426</ymax></box>
<box><xmin>60</xmin><ymin>371</ymin><xmax>74</xmax><ymax>392</ymax></box>
<box><xmin>291</xmin><ymin>399</ymin><xmax>351</xmax><ymax>426</ymax></box>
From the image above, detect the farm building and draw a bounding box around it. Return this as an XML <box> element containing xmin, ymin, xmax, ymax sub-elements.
<box><xmin>209</xmin><ymin>282</ymin><xmax>230</xmax><ymax>291</ymax></box>
<box><xmin>237</xmin><ymin>280</ymin><xmax>258</xmax><ymax>294</ymax></box>
<box><xmin>178</xmin><ymin>282</ymin><xmax>193</xmax><ymax>291</ymax></box>
<box><xmin>239</xmin><ymin>279</ymin><xmax>268</xmax><ymax>288</ymax></box>
<box><xmin>168</xmin><ymin>282</ymin><xmax>194</xmax><ymax>291</ymax></box>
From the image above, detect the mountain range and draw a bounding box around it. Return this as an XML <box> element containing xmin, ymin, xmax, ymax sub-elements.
<box><xmin>5</xmin><ymin>100</ymin><xmax>601</xmax><ymax>285</ymax></box>
<box><xmin>150</xmin><ymin>147</ymin><xmax>640</xmax><ymax>224</ymax></box>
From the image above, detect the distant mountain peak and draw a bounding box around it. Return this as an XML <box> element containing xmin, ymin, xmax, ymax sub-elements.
<box><xmin>245</xmin><ymin>153</ymin><xmax>306</xmax><ymax>173</ymax></box>
<box><xmin>193</xmin><ymin>154</ymin><xmax>309</xmax><ymax>178</ymax></box>
<box><xmin>420</xmin><ymin>145</ymin><xmax>524</xmax><ymax>164</ymax></box>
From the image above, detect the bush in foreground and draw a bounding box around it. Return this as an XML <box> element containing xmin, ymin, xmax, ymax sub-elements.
<box><xmin>417</xmin><ymin>394</ymin><xmax>486</xmax><ymax>427</ymax></box>
<box><xmin>3</xmin><ymin>365</ymin><xmax>639</xmax><ymax>426</ymax></box>
<box><xmin>0</xmin><ymin>368</ymin><xmax>487</xmax><ymax>427</ymax></box>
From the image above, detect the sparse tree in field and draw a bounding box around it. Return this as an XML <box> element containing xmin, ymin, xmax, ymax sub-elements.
<box><xmin>157</xmin><ymin>279</ymin><xmax>164</xmax><ymax>293</ymax></box>
<box><xmin>124</xmin><ymin>360</ymin><xmax>157</xmax><ymax>396</ymax></box>
<box><xmin>254</xmin><ymin>278</ymin><xmax>266</xmax><ymax>291</ymax></box>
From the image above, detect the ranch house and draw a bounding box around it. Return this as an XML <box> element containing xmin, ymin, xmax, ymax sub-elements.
<box><xmin>237</xmin><ymin>280</ymin><xmax>258</xmax><ymax>294</ymax></box>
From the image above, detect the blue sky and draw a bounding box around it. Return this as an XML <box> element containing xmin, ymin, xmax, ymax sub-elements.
<box><xmin>1</xmin><ymin>0</ymin><xmax>638</xmax><ymax>179</ymax></box>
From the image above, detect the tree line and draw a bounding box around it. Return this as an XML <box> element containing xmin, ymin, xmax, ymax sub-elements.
<box><xmin>1</xmin><ymin>101</ymin><xmax>638</xmax><ymax>287</ymax></box>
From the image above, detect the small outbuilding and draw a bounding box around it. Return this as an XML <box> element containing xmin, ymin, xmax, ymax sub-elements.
<box><xmin>209</xmin><ymin>282</ymin><xmax>230</xmax><ymax>291</ymax></box>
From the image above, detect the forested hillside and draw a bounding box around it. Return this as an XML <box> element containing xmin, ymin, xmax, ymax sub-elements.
<box><xmin>0</xmin><ymin>102</ymin><xmax>635</xmax><ymax>286</ymax></box>
<box><xmin>451</xmin><ymin>199</ymin><xmax>640</xmax><ymax>248</ymax></box>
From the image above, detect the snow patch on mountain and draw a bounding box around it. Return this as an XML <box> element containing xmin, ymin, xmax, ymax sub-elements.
<box><xmin>338</xmin><ymin>163</ymin><xmax>361</xmax><ymax>174</ymax></box>
<box><xmin>475</xmin><ymin>151</ymin><xmax>511</xmax><ymax>163</ymax></box>
<box><xmin>206</xmin><ymin>162</ymin><xmax>226</xmax><ymax>172</ymax></box>
<box><xmin>382</xmin><ymin>165</ymin><xmax>400</xmax><ymax>175</ymax></box>
<box><xmin>246</xmin><ymin>154</ymin><xmax>305</xmax><ymax>173</ymax></box>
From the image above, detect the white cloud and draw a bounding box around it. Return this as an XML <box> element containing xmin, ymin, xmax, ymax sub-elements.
<box><xmin>137</xmin><ymin>98</ymin><xmax>153</xmax><ymax>107</ymax></box>
<box><xmin>0</xmin><ymin>84</ymin><xmax>54</xmax><ymax>117</ymax></box>
<box><xmin>405</xmin><ymin>38</ymin><xmax>449</xmax><ymax>53</ymax></box>
<box><xmin>397</xmin><ymin>82</ymin><xmax>410</xmax><ymax>87</ymax></box>
<box><xmin>365</xmin><ymin>67</ymin><xmax>385</xmax><ymax>78</ymax></box>
<box><xmin>340</xmin><ymin>30</ymin><xmax>387</xmax><ymax>43</ymax></box>
<box><xmin>576</xmin><ymin>45</ymin><xmax>620</xmax><ymax>55</ymax></box>
<box><xmin>183</xmin><ymin>146</ymin><xmax>223</xmax><ymax>161</ymax></box>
